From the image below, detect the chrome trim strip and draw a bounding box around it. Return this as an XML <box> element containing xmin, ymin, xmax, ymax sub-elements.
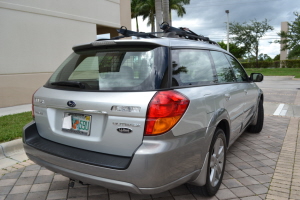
<box><xmin>46</xmin><ymin>106</ymin><xmax>108</xmax><ymax>114</ymax></box>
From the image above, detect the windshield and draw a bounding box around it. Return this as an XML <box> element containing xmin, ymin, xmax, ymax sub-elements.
<box><xmin>45</xmin><ymin>46</ymin><xmax>168</xmax><ymax>91</ymax></box>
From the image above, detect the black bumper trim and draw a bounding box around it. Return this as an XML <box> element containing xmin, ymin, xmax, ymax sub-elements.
<box><xmin>23</xmin><ymin>122</ymin><xmax>131</xmax><ymax>169</ymax></box>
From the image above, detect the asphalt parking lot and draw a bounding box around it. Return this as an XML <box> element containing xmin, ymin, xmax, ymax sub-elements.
<box><xmin>0</xmin><ymin>76</ymin><xmax>300</xmax><ymax>200</ymax></box>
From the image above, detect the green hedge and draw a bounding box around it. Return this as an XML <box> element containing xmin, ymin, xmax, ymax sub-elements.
<box><xmin>241</xmin><ymin>60</ymin><xmax>300</xmax><ymax>68</ymax></box>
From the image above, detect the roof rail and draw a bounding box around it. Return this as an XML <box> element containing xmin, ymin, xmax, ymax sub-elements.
<box><xmin>95</xmin><ymin>24</ymin><xmax>218</xmax><ymax>46</ymax></box>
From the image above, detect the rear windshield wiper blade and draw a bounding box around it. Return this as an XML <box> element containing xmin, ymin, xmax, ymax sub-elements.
<box><xmin>51</xmin><ymin>81</ymin><xmax>85</xmax><ymax>89</ymax></box>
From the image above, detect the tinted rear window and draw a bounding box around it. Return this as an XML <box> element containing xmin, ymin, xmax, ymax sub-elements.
<box><xmin>45</xmin><ymin>46</ymin><xmax>168</xmax><ymax>91</ymax></box>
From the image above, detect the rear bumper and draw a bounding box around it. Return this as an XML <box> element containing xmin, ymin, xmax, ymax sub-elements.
<box><xmin>23</xmin><ymin>121</ymin><xmax>210</xmax><ymax>194</ymax></box>
<box><xmin>24</xmin><ymin>122</ymin><xmax>131</xmax><ymax>169</ymax></box>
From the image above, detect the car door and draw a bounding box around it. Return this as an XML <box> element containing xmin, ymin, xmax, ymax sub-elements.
<box><xmin>225</xmin><ymin>54</ymin><xmax>259</xmax><ymax>128</ymax></box>
<box><xmin>210</xmin><ymin>51</ymin><xmax>245</xmax><ymax>141</ymax></box>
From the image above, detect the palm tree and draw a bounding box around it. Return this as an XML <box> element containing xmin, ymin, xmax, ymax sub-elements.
<box><xmin>131</xmin><ymin>0</ymin><xmax>142</xmax><ymax>32</ymax></box>
<box><xmin>134</xmin><ymin>0</ymin><xmax>190</xmax><ymax>32</ymax></box>
<box><xmin>162</xmin><ymin>0</ymin><xmax>170</xmax><ymax>25</ymax></box>
<box><xmin>161</xmin><ymin>0</ymin><xmax>191</xmax><ymax>27</ymax></box>
<box><xmin>155</xmin><ymin>0</ymin><xmax>163</xmax><ymax>32</ymax></box>
<box><xmin>138</xmin><ymin>0</ymin><xmax>156</xmax><ymax>32</ymax></box>
<box><xmin>169</xmin><ymin>0</ymin><xmax>190</xmax><ymax>25</ymax></box>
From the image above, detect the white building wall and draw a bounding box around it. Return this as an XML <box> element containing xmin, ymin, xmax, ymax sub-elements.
<box><xmin>0</xmin><ymin>0</ymin><xmax>131</xmax><ymax>107</ymax></box>
<box><xmin>0</xmin><ymin>7</ymin><xmax>96</xmax><ymax>74</ymax></box>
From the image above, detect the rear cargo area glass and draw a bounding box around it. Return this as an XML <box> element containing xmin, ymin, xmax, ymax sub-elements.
<box><xmin>45</xmin><ymin>46</ymin><xmax>168</xmax><ymax>91</ymax></box>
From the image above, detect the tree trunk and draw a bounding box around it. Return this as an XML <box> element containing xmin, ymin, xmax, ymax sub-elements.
<box><xmin>155</xmin><ymin>0</ymin><xmax>163</xmax><ymax>32</ymax></box>
<box><xmin>151</xmin><ymin>15</ymin><xmax>155</xmax><ymax>32</ymax></box>
<box><xmin>169</xmin><ymin>11</ymin><xmax>172</xmax><ymax>26</ymax></box>
<box><xmin>162</xmin><ymin>0</ymin><xmax>170</xmax><ymax>25</ymax></box>
<box><xmin>135</xmin><ymin>16</ymin><xmax>139</xmax><ymax>32</ymax></box>
<box><xmin>255</xmin><ymin>46</ymin><xmax>259</xmax><ymax>68</ymax></box>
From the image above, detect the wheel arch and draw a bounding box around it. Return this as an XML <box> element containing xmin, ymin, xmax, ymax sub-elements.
<box><xmin>259</xmin><ymin>91</ymin><xmax>264</xmax><ymax>102</ymax></box>
<box><xmin>207</xmin><ymin>108</ymin><xmax>231</xmax><ymax>147</ymax></box>
<box><xmin>216</xmin><ymin>119</ymin><xmax>230</xmax><ymax>147</ymax></box>
<box><xmin>189</xmin><ymin>109</ymin><xmax>231</xmax><ymax>186</ymax></box>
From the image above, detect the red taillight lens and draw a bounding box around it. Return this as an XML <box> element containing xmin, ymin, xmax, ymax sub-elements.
<box><xmin>144</xmin><ymin>91</ymin><xmax>190</xmax><ymax>136</ymax></box>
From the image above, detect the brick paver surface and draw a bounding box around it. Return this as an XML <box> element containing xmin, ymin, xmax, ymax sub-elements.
<box><xmin>263</xmin><ymin>89</ymin><xmax>298</xmax><ymax>104</ymax></box>
<box><xmin>0</xmin><ymin>116</ymin><xmax>294</xmax><ymax>200</ymax></box>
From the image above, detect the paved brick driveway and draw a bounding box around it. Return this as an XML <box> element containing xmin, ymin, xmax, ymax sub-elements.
<box><xmin>1</xmin><ymin>82</ymin><xmax>300</xmax><ymax>200</ymax></box>
<box><xmin>0</xmin><ymin>116</ymin><xmax>293</xmax><ymax>200</ymax></box>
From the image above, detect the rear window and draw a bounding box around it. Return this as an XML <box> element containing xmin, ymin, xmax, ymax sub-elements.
<box><xmin>45</xmin><ymin>46</ymin><xmax>168</xmax><ymax>91</ymax></box>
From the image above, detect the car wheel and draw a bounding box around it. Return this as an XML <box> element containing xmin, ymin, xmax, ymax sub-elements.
<box><xmin>188</xmin><ymin>128</ymin><xmax>227</xmax><ymax>196</ymax></box>
<box><xmin>247</xmin><ymin>99</ymin><xmax>264</xmax><ymax>133</ymax></box>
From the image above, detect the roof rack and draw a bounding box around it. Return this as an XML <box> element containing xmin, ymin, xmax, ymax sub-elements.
<box><xmin>160</xmin><ymin>22</ymin><xmax>218</xmax><ymax>45</ymax></box>
<box><xmin>96</xmin><ymin>23</ymin><xmax>218</xmax><ymax>45</ymax></box>
<box><xmin>115</xmin><ymin>26</ymin><xmax>159</xmax><ymax>39</ymax></box>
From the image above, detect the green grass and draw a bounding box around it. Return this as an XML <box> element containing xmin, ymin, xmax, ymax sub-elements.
<box><xmin>0</xmin><ymin>112</ymin><xmax>32</xmax><ymax>143</ymax></box>
<box><xmin>245</xmin><ymin>68</ymin><xmax>300</xmax><ymax>78</ymax></box>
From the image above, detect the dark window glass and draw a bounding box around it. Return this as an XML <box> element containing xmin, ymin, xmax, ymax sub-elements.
<box><xmin>45</xmin><ymin>47</ymin><xmax>168</xmax><ymax>91</ymax></box>
<box><xmin>210</xmin><ymin>51</ymin><xmax>235</xmax><ymax>83</ymax></box>
<box><xmin>225</xmin><ymin>54</ymin><xmax>248</xmax><ymax>82</ymax></box>
<box><xmin>171</xmin><ymin>49</ymin><xmax>215</xmax><ymax>87</ymax></box>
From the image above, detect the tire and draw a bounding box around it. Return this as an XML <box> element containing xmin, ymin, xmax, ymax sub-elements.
<box><xmin>188</xmin><ymin>128</ymin><xmax>227</xmax><ymax>197</ymax></box>
<box><xmin>247</xmin><ymin>99</ymin><xmax>264</xmax><ymax>133</ymax></box>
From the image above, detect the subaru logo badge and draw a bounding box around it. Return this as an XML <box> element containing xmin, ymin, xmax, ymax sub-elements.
<box><xmin>67</xmin><ymin>101</ymin><xmax>76</xmax><ymax>107</ymax></box>
<box><xmin>117</xmin><ymin>128</ymin><xmax>132</xmax><ymax>133</ymax></box>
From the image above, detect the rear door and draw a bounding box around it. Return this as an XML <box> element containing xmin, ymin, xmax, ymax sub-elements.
<box><xmin>225</xmin><ymin>54</ymin><xmax>259</xmax><ymax>127</ymax></box>
<box><xmin>210</xmin><ymin>51</ymin><xmax>245</xmax><ymax>140</ymax></box>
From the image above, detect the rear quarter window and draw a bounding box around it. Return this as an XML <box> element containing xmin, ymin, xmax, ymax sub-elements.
<box><xmin>171</xmin><ymin>49</ymin><xmax>215</xmax><ymax>87</ymax></box>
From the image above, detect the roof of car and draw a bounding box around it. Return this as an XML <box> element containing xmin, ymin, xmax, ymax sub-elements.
<box><xmin>72</xmin><ymin>37</ymin><xmax>225</xmax><ymax>52</ymax></box>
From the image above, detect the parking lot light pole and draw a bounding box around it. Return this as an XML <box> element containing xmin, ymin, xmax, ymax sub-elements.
<box><xmin>225</xmin><ymin>10</ymin><xmax>229</xmax><ymax>52</ymax></box>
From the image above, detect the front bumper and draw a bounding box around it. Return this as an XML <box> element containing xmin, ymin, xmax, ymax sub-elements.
<box><xmin>23</xmin><ymin>122</ymin><xmax>209</xmax><ymax>194</ymax></box>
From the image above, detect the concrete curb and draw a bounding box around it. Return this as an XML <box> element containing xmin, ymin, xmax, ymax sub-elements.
<box><xmin>0</xmin><ymin>104</ymin><xmax>31</xmax><ymax>117</ymax></box>
<box><xmin>0</xmin><ymin>138</ymin><xmax>24</xmax><ymax>159</ymax></box>
<box><xmin>295</xmin><ymin>90</ymin><xmax>300</xmax><ymax>106</ymax></box>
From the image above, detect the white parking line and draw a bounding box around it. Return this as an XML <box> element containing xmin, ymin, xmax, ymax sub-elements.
<box><xmin>280</xmin><ymin>110</ymin><xmax>288</xmax><ymax>116</ymax></box>
<box><xmin>274</xmin><ymin>104</ymin><xmax>285</xmax><ymax>116</ymax></box>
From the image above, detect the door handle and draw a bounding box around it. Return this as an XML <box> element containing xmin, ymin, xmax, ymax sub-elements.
<box><xmin>224</xmin><ymin>94</ymin><xmax>231</xmax><ymax>101</ymax></box>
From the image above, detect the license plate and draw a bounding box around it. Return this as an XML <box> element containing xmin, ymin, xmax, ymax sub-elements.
<box><xmin>62</xmin><ymin>113</ymin><xmax>91</xmax><ymax>136</ymax></box>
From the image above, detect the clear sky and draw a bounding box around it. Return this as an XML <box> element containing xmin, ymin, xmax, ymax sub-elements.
<box><xmin>131</xmin><ymin>0</ymin><xmax>300</xmax><ymax>58</ymax></box>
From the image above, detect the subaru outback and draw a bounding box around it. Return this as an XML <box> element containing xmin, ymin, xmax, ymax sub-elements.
<box><xmin>23</xmin><ymin>25</ymin><xmax>264</xmax><ymax>196</ymax></box>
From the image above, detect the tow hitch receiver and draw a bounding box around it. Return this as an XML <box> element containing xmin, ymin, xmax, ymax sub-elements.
<box><xmin>68</xmin><ymin>179</ymin><xmax>90</xmax><ymax>188</ymax></box>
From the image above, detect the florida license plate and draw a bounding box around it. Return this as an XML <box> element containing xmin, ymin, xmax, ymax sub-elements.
<box><xmin>62</xmin><ymin>113</ymin><xmax>91</xmax><ymax>136</ymax></box>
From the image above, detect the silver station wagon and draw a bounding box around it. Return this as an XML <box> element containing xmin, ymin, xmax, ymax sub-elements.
<box><xmin>23</xmin><ymin>25</ymin><xmax>264</xmax><ymax>196</ymax></box>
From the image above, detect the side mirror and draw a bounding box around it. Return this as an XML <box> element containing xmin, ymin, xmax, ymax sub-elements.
<box><xmin>250</xmin><ymin>73</ymin><xmax>263</xmax><ymax>82</ymax></box>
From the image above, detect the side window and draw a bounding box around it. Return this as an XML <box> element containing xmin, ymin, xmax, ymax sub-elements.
<box><xmin>210</xmin><ymin>51</ymin><xmax>235</xmax><ymax>83</ymax></box>
<box><xmin>225</xmin><ymin>54</ymin><xmax>248</xmax><ymax>82</ymax></box>
<box><xmin>171</xmin><ymin>49</ymin><xmax>215</xmax><ymax>87</ymax></box>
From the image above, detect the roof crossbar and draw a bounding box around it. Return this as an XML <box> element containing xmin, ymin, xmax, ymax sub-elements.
<box><xmin>160</xmin><ymin>22</ymin><xmax>218</xmax><ymax>45</ymax></box>
<box><xmin>115</xmin><ymin>26</ymin><xmax>160</xmax><ymax>39</ymax></box>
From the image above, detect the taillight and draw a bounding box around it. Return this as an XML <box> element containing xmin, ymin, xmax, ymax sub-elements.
<box><xmin>31</xmin><ymin>90</ymin><xmax>38</xmax><ymax>119</ymax></box>
<box><xmin>144</xmin><ymin>91</ymin><xmax>190</xmax><ymax>136</ymax></box>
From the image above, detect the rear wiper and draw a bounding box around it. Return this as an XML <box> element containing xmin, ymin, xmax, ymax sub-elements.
<box><xmin>51</xmin><ymin>81</ymin><xmax>85</xmax><ymax>89</ymax></box>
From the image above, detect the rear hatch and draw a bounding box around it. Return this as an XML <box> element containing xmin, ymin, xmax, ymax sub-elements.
<box><xmin>33</xmin><ymin>42</ymin><xmax>169</xmax><ymax>157</ymax></box>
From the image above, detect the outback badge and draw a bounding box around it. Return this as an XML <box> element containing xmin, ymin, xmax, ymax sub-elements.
<box><xmin>117</xmin><ymin>128</ymin><xmax>132</xmax><ymax>134</ymax></box>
